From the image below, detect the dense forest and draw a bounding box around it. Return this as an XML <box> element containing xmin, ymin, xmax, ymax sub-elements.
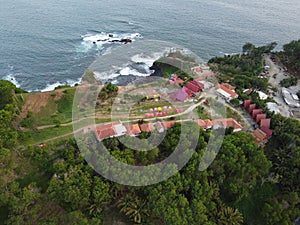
<box><xmin>0</xmin><ymin>40</ymin><xmax>300</xmax><ymax>225</ymax></box>
<box><xmin>277</xmin><ymin>39</ymin><xmax>300</xmax><ymax>77</ymax></box>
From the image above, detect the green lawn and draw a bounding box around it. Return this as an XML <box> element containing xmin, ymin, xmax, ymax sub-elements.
<box><xmin>22</xmin><ymin>125</ymin><xmax>73</xmax><ymax>145</ymax></box>
<box><xmin>27</xmin><ymin>88</ymin><xmax>76</xmax><ymax>126</ymax></box>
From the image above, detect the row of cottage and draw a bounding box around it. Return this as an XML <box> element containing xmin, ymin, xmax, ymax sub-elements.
<box><xmin>243</xmin><ymin>100</ymin><xmax>273</xmax><ymax>145</ymax></box>
<box><xmin>95</xmin><ymin>118</ymin><xmax>243</xmax><ymax>140</ymax></box>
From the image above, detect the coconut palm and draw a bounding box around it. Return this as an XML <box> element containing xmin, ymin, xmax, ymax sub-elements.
<box><xmin>117</xmin><ymin>195</ymin><xmax>149</xmax><ymax>224</ymax></box>
<box><xmin>216</xmin><ymin>206</ymin><xmax>244</xmax><ymax>225</ymax></box>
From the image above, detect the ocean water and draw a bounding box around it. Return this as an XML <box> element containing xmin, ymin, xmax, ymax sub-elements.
<box><xmin>0</xmin><ymin>0</ymin><xmax>300</xmax><ymax>91</ymax></box>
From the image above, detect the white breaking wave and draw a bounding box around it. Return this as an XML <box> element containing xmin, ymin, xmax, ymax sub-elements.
<box><xmin>77</xmin><ymin>32</ymin><xmax>142</xmax><ymax>53</ymax></box>
<box><xmin>119</xmin><ymin>67</ymin><xmax>150</xmax><ymax>77</ymax></box>
<box><xmin>3</xmin><ymin>74</ymin><xmax>21</xmax><ymax>88</ymax></box>
<box><xmin>131</xmin><ymin>52</ymin><xmax>164</xmax><ymax>67</ymax></box>
<box><xmin>94</xmin><ymin>71</ymin><xmax>120</xmax><ymax>81</ymax></box>
<box><xmin>82</xmin><ymin>32</ymin><xmax>142</xmax><ymax>43</ymax></box>
<box><xmin>38</xmin><ymin>78</ymin><xmax>81</xmax><ymax>92</ymax></box>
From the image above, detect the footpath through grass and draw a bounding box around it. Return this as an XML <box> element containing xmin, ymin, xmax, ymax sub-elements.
<box><xmin>21</xmin><ymin>125</ymin><xmax>73</xmax><ymax>145</ymax></box>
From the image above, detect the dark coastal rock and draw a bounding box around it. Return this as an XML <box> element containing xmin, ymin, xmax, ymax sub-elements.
<box><xmin>93</xmin><ymin>36</ymin><xmax>132</xmax><ymax>44</ymax></box>
<box><xmin>109</xmin><ymin>38</ymin><xmax>132</xmax><ymax>44</ymax></box>
<box><xmin>119</xmin><ymin>38</ymin><xmax>132</xmax><ymax>44</ymax></box>
<box><xmin>149</xmin><ymin>61</ymin><xmax>163</xmax><ymax>77</ymax></box>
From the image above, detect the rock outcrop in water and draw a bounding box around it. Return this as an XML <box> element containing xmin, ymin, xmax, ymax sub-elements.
<box><xmin>149</xmin><ymin>61</ymin><xmax>164</xmax><ymax>77</ymax></box>
<box><xmin>93</xmin><ymin>37</ymin><xmax>132</xmax><ymax>44</ymax></box>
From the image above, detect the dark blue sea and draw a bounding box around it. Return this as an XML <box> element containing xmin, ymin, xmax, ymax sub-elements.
<box><xmin>1</xmin><ymin>0</ymin><xmax>300</xmax><ymax>91</ymax></box>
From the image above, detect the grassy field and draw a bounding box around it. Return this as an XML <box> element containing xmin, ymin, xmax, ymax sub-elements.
<box><xmin>21</xmin><ymin>125</ymin><xmax>73</xmax><ymax>145</ymax></box>
<box><xmin>20</xmin><ymin>88</ymin><xmax>76</xmax><ymax>127</ymax></box>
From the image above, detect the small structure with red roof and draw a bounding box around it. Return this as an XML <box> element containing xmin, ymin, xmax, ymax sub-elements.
<box><xmin>217</xmin><ymin>83</ymin><xmax>238</xmax><ymax>101</ymax></box>
<box><xmin>260</xmin><ymin>126</ymin><xmax>273</xmax><ymax>138</ymax></box>
<box><xmin>195</xmin><ymin>119</ymin><xmax>213</xmax><ymax>130</ymax></box>
<box><xmin>182</xmin><ymin>86</ymin><xmax>193</xmax><ymax>97</ymax></box>
<box><xmin>256</xmin><ymin>114</ymin><xmax>267</xmax><ymax>123</ymax></box>
<box><xmin>251</xmin><ymin>109</ymin><xmax>263</xmax><ymax>119</ymax></box>
<box><xmin>139</xmin><ymin>123</ymin><xmax>155</xmax><ymax>132</ymax></box>
<box><xmin>252</xmin><ymin>128</ymin><xmax>268</xmax><ymax>144</ymax></box>
<box><xmin>126</xmin><ymin>124</ymin><xmax>141</xmax><ymax>136</ymax></box>
<box><xmin>163</xmin><ymin>120</ymin><xmax>176</xmax><ymax>129</ymax></box>
<box><xmin>222</xmin><ymin>83</ymin><xmax>235</xmax><ymax>91</ymax></box>
<box><xmin>243</xmin><ymin>100</ymin><xmax>251</xmax><ymax>110</ymax></box>
<box><xmin>260</xmin><ymin>118</ymin><xmax>271</xmax><ymax>129</ymax></box>
<box><xmin>186</xmin><ymin>80</ymin><xmax>203</xmax><ymax>93</ymax></box>
<box><xmin>248</xmin><ymin>104</ymin><xmax>256</xmax><ymax>114</ymax></box>
<box><xmin>96</xmin><ymin>124</ymin><xmax>113</xmax><ymax>140</ymax></box>
<box><xmin>212</xmin><ymin>118</ymin><xmax>243</xmax><ymax>132</ymax></box>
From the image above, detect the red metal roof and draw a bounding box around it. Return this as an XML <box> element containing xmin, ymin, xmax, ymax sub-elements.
<box><xmin>212</xmin><ymin>118</ymin><xmax>243</xmax><ymax>130</ymax></box>
<box><xmin>163</xmin><ymin>120</ymin><xmax>176</xmax><ymax>129</ymax></box>
<box><xmin>252</xmin><ymin>109</ymin><xmax>263</xmax><ymax>119</ymax></box>
<box><xmin>96</xmin><ymin>123</ymin><xmax>117</xmax><ymax>140</ymax></box>
<box><xmin>139</xmin><ymin>123</ymin><xmax>155</xmax><ymax>132</ymax></box>
<box><xmin>183</xmin><ymin>86</ymin><xmax>193</xmax><ymax>97</ymax></box>
<box><xmin>260</xmin><ymin>118</ymin><xmax>271</xmax><ymax>129</ymax></box>
<box><xmin>252</xmin><ymin>129</ymin><xmax>268</xmax><ymax>143</ymax></box>
<box><xmin>186</xmin><ymin>80</ymin><xmax>203</xmax><ymax>92</ymax></box>
<box><xmin>248</xmin><ymin>104</ymin><xmax>256</xmax><ymax>113</ymax></box>
<box><xmin>218</xmin><ymin>84</ymin><xmax>238</xmax><ymax>99</ymax></box>
<box><xmin>222</xmin><ymin>83</ymin><xmax>235</xmax><ymax>91</ymax></box>
<box><xmin>256</xmin><ymin>114</ymin><xmax>267</xmax><ymax>123</ymax></box>
<box><xmin>260</xmin><ymin>126</ymin><xmax>273</xmax><ymax>138</ymax></box>
<box><xmin>195</xmin><ymin>119</ymin><xmax>213</xmax><ymax>129</ymax></box>
<box><xmin>126</xmin><ymin>124</ymin><xmax>141</xmax><ymax>135</ymax></box>
<box><xmin>243</xmin><ymin>100</ymin><xmax>251</xmax><ymax>110</ymax></box>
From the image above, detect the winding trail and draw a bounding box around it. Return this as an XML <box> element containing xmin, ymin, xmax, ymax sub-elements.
<box><xmin>33</xmin><ymin>100</ymin><xmax>205</xmax><ymax>145</ymax></box>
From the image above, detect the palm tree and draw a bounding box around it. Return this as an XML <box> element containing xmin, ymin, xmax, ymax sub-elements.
<box><xmin>117</xmin><ymin>195</ymin><xmax>149</xmax><ymax>224</ymax></box>
<box><xmin>216</xmin><ymin>206</ymin><xmax>244</xmax><ymax>225</ymax></box>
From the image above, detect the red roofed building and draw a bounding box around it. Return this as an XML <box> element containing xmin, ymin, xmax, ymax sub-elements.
<box><xmin>217</xmin><ymin>84</ymin><xmax>238</xmax><ymax>101</ymax></box>
<box><xmin>256</xmin><ymin>114</ymin><xmax>267</xmax><ymax>123</ymax></box>
<box><xmin>222</xmin><ymin>83</ymin><xmax>235</xmax><ymax>91</ymax></box>
<box><xmin>204</xmin><ymin>119</ymin><xmax>213</xmax><ymax>129</ymax></box>
<box><xmin>196</xmin><ymin>119</ymin><xmax>213</xmax><ymax>130</ymax></box>
<box><xmin>252</xmin><ymin>128</ymin><xmax>268</xmax><ymax>144</ymax></box>
<box><xmin>260</xmin><ymin>118</ymin><xmax>271</xmax><ymax>129</ymax></box>
<box><xmin>126</xmin><ymin>124</ymin><xmax>141</xmax><ymax>136</ymax></box>
<box><xmin>96</xmin><ymin>123</ymin><xmax>117</xmax><ymax>140</ymax></box>
<box><xmin>183</xmin><ymin>86</ymin><xmax>193</xmax><ymax>97</ymax></box>
<box><xmin>261</xmin><ymin>126</ymin><xmax>273</xmax><ymax>138</ymax></box>
<box><xmin>252</xmin><ymin>109</ymin><xmax>263</xmax><ymax>119</ymax></box>
<box><xmin>212</xmin><ymin>118</ymin><xmax>243</xmax><ymax>132</ymax></box>
<box><xmin>186</xmin><ymin>80</ymin><xmax>203</xmax><ymax>92</ymax></box>
<box><xmin>139</xmin><ymin>123</ymin><xmax>155</xmax><ymax>132</ymax></box>
<box><xmin>248</xmin><ymin>104</ymin><xmax>256</xmax><ymax>114</ymax></box>
<box><xmin>163</xmin><ymin>120</ymin><xmax>176</xmax><ymax>129</ymax></box>
<box><xmin>243</xmin><ymin>100</ymin><xmax>251</xmax><ymax>110</ymax></box>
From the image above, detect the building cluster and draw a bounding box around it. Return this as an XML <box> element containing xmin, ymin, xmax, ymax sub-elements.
<box><xmin>243</xmin><ymin>100</ymin><xmax>273</xmax><ymax>144</ymax></box>
<box><xmin>216</xmin><ymin>83</ymin><xmax>239</xmax><ymax>101</ymax></box>
<box><xmin>95</xmin><ymin>118</ymin><xmax>243</xmax><ymax>141</ymax></box>
<box><xmin>169</xmin><ymin>76</ymin><xmax>204</xmax><ymax>102</ymax></box>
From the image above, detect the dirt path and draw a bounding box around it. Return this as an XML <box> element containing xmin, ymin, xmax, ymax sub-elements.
<box><xmin>34</xmin><ymin>99</ymin><xmax>206</xmax><ymax>145</ymax></box>
<box><xmin>263</xmin><ymin>54</ymin><xmax>291</xmax><ymax>117</ymax></box>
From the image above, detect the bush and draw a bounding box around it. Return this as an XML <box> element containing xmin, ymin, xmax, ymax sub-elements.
<box><xmin>280</xmin><ymin>77</ymin><xmax>298</xmax><ymax>88</ymax></box>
